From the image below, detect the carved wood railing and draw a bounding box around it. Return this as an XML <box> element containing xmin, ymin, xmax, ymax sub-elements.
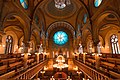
<box><xmin>74</xmin><ymin>60</ymin><xmax>112</xmax><ymax>80</ymax></box>
<box><xmin>9</xmin><ymin>60</ymin><xmax>48</xmax><ymax>80</ymax></box>
<box><xmin>79</xmin><ymin>53</ymin><xmax>120</xmax><ymax>73</ymax></box>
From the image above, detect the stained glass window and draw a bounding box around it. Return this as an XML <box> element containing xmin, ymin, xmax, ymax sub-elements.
<box><xmin>5</xmin><ymin>35</ymin><xmax>13</xmax><ymax>54</ymax></box>
<box><xmin>20</xmin><ymin>0</ymin><xmax>28</xmax><ymax>9</ymax></box>
<box><xmin>83</xmin><ymin>14</ymin><xmax>87</xmax><ymax>23</ymax></box>
<box><xmin>53</xmin><ymin>31</ymin><xmax>68</xmax><ymax>45</ymax></box>
<box><xmin>110</xmin><ymin>34</ymin><xmax>120</xmax><ymax>54</ymax></box>
<box><xmin>94</xmin><ymin>0</ymin><xmax>102</xmax><ymax>7</ymax></box>
<box><xmin>35</xmin><ymin>15</ymin><xmax>39</xmax><ymax>24</ymax></box>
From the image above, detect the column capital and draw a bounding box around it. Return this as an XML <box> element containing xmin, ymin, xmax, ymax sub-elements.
<box><xmin>22</xmin><ymin>41</ymin><xmax>30</xmax><ymax>47</ymax></box>
<box><xmin>93</xmin><ymin>38</ymin><xmax>100</xmax><ymax>46</ymax></box>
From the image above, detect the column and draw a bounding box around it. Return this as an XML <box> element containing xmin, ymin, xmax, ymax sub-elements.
<box><xmin>83</xmin><ymin>52</ymin><xmax>86</xmax><ymax>64</ymax></box>
<box><xmin>53</xmin><ymin>51</ymin><xmax>54</xmax><ymax>58</ymax></box>
<box><xmin>35</xmin><ymin>73</ymin><xmax>39</xmax><ymax>79</ymax></box>
<box><xmin>93</xmin><ymin>39</ymin><xmax>100</xmax><ymax>69</ymax></box>
<box><xmin>82</xmin><ymin>44</ymin><xmax>86</xmax><ymax>63</ymax></box>
<box><xmin>23</xmin><ymin>41</ymin><xmax>29</xmax><ymax>69</ymax></box>
<box><xmin>84</xmin><ymin>74</ymin><xmax>87</xmax><ymax>80</ymax></box>
<box><xmin>95</xmin><ymin>54</ymin><xmax>100</xmax><ymax>69</ymax></box>
<box><xmin>36</xmin><ymin>53</ymin><xmax>39</xmax><ymax>63</ymax></box>
<box><xmin>23</xmin><ymin>53</ymin><xmax>28</xmax><ymax>69</ymax></box>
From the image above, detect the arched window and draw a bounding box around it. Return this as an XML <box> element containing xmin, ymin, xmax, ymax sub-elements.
<box><xmin>83</xmin><ymin>14</ymin><xmax>87</xmax><ymax>24</ymax></box>
<box><xmin>110</xmin><ymin>34</ymin><xmax>120</xmax><ymax>54</ymax></box>
<box><xmin>35</xmin><ymin>15</ymin><xmax>39</xmax><ymax>24</ymax></box>
<box><xmin>94</xmin><ymin>0</ymin><xmax>102</xmax><ymax>7</ymax></box>
<box><xmin>20</xmin><ymin>0</ymin><xmax>28</xmax><ymax>9</ymax></box>
<box><xmin>5</xmin><ymin>35</ymin><xmax>13</xmax><ymax>54</ymax></box>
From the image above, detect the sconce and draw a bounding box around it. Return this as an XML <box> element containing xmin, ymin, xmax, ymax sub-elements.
<box><xmin>92</xmin><ymin>53</ymin><xmax>102</xmax><ymax>56</ymax></box>
<box><xmin>82</xmin><ymin>52</ymin><xmax>87</xmax><ymax>55</ymax></box>
<box><xmin>21</xmin><ymin>53</ymin><xmax>31</xmax><ymax>56</ymax></box>
<box><xmin>35</xmin><ymin>53</ymin><xmax>40</xmax><ymax>55</ymax></box>
<box><xmin>77</xmin><ymin>71</ymin><xmax>82</xmax><ymax>74</ymax></box>
<box><xmin>40</xmin><ymin>71</ymin><xmax>45</xmax><ymax>74</ymax></box>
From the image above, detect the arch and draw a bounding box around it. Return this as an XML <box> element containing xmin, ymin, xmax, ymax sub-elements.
<box><xmin>46</xmin><ymin>21</ymin><xmax>75</xmax><ymax>38</ymax></box>
<box><xmin>92</xmin><ymin>10</ymin><xmax>120</xmax><ymax>46</ymax></box>
<box><xmin>32</xmin><ymin>29</ymin><xmax>41</xmax><ymax>46</ymax></box>
<box><xmin>2</xmin><ymin>30</ymin><xmax>18</xmax><ymax>53</ymax></box>
<box><xmin>33</xmin><ymin>0</ymin><xmax>89</xmax><ymax>18</ymax></box>
<box><xmin>2</xmin><ymin>12</ymin><xmax>30</xmax><ymax>44</ymax></box>
<box><xmin>82</xmin><ymin>29</ymin><xmax>92</xmax><ymax>43</ymax></box>
<box><xmin>95</xmin><ymin>10</ymin><xmax>120</xmax><ymax>31</ymax></box>
<box><xmin>33</xmin><ymin>9</ymin><xmax>46</xmax><ymax>31</ymax></box>
<box><xmin>81</xmin><ymin>29</ymin><xmax>92</xmax><ymax>51</ymax></box>
<box><xmin>104</xmin><ymin>28</ymin><xmax>120</xmax><ymax>53</ymax></box>
<box><xmin>75</xmin><ymin>0</ymin><xmax>90</xmax><ymax>31</ymax></box>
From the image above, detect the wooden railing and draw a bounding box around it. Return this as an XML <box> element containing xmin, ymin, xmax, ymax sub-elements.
<box><xmin>74</xmin><ymin>60</ymin><xmax>112</xmax><ymax>80</ymax></box>
<box><xmin>10</xmin><ymin>60</ymin><xmax>48</xmax><ymax>80</ymax></box>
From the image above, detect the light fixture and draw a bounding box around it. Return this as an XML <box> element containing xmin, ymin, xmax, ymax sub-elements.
<box><xmin>54</xmin><ymin>0</ymin><xmax>71</xmax><ymax>9</ymax></box>
<box><xmin>40</xmin><ymin>71</ymin><xmax>45</xmax><ymax>74</ymax></box>
<box><xmin>53</xmin><ymin>55</ymin><xmax>68</xmax><ymax>70</ymax></box>
<box><xmin>56</xmin><ymin>55</ymin><xmax>65</xmax><ymax>63</ymax></box>
<box><xmin>77</xmin><ymin>71</ymin><xmax>82</xmax><ymax>74</ymax></box>
<box><xmin>21</xmin><ymin>53</ymin><xmax>31</xmax><ymax>56</ymax></box>
<box><xmin>67</xmin><ymin>76</ymin><xmax>72</xmax><ymax>80</ymax></box>
<box><xmin>92</xmin><ymin>53</ymin><xmax>102</xmax><ymax>56</ymax></box>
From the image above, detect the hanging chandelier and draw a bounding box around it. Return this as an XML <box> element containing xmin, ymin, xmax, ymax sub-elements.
<box><xmin>54</xmin><ymin>0</ymin><xmax>71</xmax><ymax>9</ymax></box>
<box><xmin>53</xmin><ymin>55</ymin><xmax>68</xmax><ymax>70</ymax></box>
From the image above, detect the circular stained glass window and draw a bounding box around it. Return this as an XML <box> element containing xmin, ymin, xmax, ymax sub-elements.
<box><xmin>53</xmin><ymin>31</ymin><xmax>68</xmax><ymax>45</ymax></box>
<box><xmin>94</xmin><ymin>0</ymin><xmax>102</xmax><ymax>7</ymax></box>
<box><xmin>20</xmin><ymin>0</ymin><xmax>28</xmax><ymax>9</ymax></box>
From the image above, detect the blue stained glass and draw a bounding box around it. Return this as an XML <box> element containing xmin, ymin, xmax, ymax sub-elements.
<box><xmin>20</xmin><ymin>0</ymin><xmax>28</xmax><ymax>9</ymax></box>
<box><xmin>20</xmin><ymin>0</ymin><xmax>24</xmax><ymax>3</ymax></box>
<box><xmin>53</xmin><ymin>31</ymin><xmax>68</xmax><ymax>45</ymax></box>
<box><xmin>83</xmin><ymin>14</ymin><xmax>87</xmax><ymax>23</ymax></box>
<box><xmin>94</xmin><ymin>0</ymin><xmax>102</xmax><ymax>7</ymax></box>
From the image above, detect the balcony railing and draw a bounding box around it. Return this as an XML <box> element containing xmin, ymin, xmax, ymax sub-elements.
<box><xmin>9</xmin><ymin>59</ymin><xmax>48</xmax><ymax>80</ymax></box>
<box><xmin>74</xmin><ymin>59</ymin><xmax>112</xmax><ymax>80</ymax></box>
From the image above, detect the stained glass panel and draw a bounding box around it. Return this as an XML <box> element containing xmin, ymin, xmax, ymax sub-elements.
<box><xmin>94</xmin><ymin>0</ymin><xmax>102</xmax><ymax>7</ymax></box>
<box><xmin>53</xmin><ymin>31</ymin><xmax>68</xmax><ymax>45</ymax></box>
<box><xmin>20</xmin><ymin>0</ymin><xmax>28</xmax><ymax>9</ymax></box>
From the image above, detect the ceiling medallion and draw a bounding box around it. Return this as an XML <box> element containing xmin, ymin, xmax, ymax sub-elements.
<box><xmin>54</xmin><ymin>0</ymin><xmax>71</xmax><ymax>9</ymax></box>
